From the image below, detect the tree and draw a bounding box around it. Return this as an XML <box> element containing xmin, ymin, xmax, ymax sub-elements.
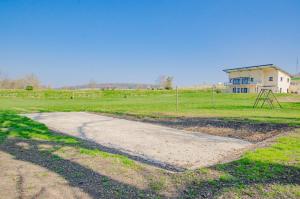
<box><xmin>88</xmin><ymin>79</ymin><xmax>97</xmax><ymax>89</ymax></box>
<box><xmin>25</xmin><ymin>85</ymin><xmax>34</xmax><ymax>91</ymax></box>
<box><xmin>24</xmin><ymin>74</ymin><xmax>40</xmax><ymax>88</ymax></box>
<box><xmin>165</xmin><ymin>76</ymin><xmax>174</xmax><ymax>90</ymax></box>
<box><xmin>156</xmin><ymin>75</ymin><xmax>174</xmax><ymax>90</ymax></box>
<box><xmin>0</xmin><ymin>73</ymin><xmax>41</xmax><ymax>89</ymax></box>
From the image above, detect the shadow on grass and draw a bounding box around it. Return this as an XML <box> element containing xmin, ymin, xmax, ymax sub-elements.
<box><xmin>181</xmin><ymin>160</ymin><xmax>300</xmax><ymax>198</ymax></box>
<box><xmin>180</xmin><ymin>142</ymin><xmax>300</xmax><ymax>198</ymax></box>
<box><xmin>0</xmin><ymin>113</ymin><xmax>160</xmax><ymax>198</ymax></box>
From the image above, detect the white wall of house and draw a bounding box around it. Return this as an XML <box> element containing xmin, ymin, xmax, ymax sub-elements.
<box><xmin>277</xmin><ymin>70</ymin><xmax>291</xmax><ymax>93</ymax></box>
<box><xmin>262</xmin><ymin>68</ymin><xmax>278</xmax><ymax>87</ymax></box>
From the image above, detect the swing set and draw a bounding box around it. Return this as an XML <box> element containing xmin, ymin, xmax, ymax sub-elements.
<box><xmin>253</xmin><ymin>89</ymin><xmax>282</xmax><ymax>109</ymax></box>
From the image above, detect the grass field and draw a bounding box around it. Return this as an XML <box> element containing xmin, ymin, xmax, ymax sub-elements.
<box><xmin>0</xmin><ymin>89</ymin><xmax>299</xmax><ymax>198</ymax></box>
<box><xmin>0</xmin><ymin>89</ymin><xmax>300</xmax><ymax>126</ymax></box>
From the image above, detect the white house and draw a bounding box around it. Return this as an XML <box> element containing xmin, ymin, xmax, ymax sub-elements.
<box><xmin>223</xmin><ymin>64</ymin><xmax>292</xmax><ymax>93</ymax></box>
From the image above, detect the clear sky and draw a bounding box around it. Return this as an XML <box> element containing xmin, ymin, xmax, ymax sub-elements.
<box><xmin>0</xmin><ymin>0</ymin><xmax>299</xmax><ymax>87</ymax></box>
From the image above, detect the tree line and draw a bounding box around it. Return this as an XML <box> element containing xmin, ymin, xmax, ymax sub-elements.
<box><xmin>0</xmin><ymin>73</ymin><xmax>42</xmax><ymax>89</ymax></box>
<box><xmin>0</xmin><ymin>72</ymin><xmax>174</xmax><ymax>90</ymax></box>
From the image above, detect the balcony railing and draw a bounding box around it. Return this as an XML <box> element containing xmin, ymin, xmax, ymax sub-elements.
<box><xmin>224</xmin><ymin>81</ymin><xmax>262</xmax><ymax>86</ymax></box>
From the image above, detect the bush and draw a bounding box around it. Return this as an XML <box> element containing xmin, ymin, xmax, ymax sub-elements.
<box><xmin>215</xmin><ymin>89</ymin><xmax>222</xmax><ymax>93</ymax></box>
<box><xmin>25</xmin><ymin>85</ymin><xmax>33</xmax><ymax>91</ymax></box>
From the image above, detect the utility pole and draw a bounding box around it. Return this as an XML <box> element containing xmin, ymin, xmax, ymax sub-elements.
<box><xmin>297</xmin><ymin>57</ymin><xmax>299</xmax><ymax>75</ymax></box>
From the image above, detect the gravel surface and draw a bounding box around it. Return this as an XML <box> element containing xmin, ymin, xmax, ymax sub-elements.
<box><xmin>24</xmin><ymin>112</ymin><xmax>251</xmax><ymax>170</ymax></box>
<box><xmin>103</xmin><ymin>114</ymin><xmax>294</xmax><ymax>143</ymax></box>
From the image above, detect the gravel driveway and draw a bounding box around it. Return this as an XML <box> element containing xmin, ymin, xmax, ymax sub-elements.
<box><xmin>24</xmin><ymin>112</ymin><xmax>251</xmax><ymax>170</ymax></box>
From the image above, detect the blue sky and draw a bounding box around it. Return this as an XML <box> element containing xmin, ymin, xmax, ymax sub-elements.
<box><xmin>0</xmin><ymin>0</ymin><xmax>299</xmax><ymax>87</ymax></box>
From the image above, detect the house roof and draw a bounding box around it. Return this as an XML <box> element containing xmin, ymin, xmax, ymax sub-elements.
<box><xmin>223</xmin><ymin>64</ymin><xmax>292</xmax><ymax>77</ymax></box>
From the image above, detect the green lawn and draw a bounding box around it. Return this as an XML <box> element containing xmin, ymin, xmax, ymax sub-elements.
<box><xmin>0</xmin><ymin>89</ymin><xmax>300</xmax><ymax>125</ymax></box>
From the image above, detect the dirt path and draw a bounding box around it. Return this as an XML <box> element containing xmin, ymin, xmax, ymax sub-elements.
<box><xmin>24</xmin><ymin>112</ymin><xmax>251</xmax><ymax>170</ymax></box>
<box><xmin>0</xmin><ymin>150</ymin><xmax>91</xmax><ymax>199</ymax></box>
<box><xmin>104</xmin><ymin>114</ymin><xmax>293</xmax><ymax>142</ymax></box>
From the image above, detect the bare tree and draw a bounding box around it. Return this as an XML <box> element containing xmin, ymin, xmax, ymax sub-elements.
<box><xmin>0</xmin><ymin>73</ymin><xmax>41</xmax><ymax>89</ymax></box>
<box><xmin>156</xmin><ymin>75</ymin><xmax>174</xmax><ymax>90</ymax></box>
<box><xmin>23</xmin><ymin>74</ymin><xmax>41</xmax><ymax>89</ymax></box>
<box><xmin>165</xmin><ymin>76</ymin><xmax>174</xmax><ymax>90</ymax></box>
<box><xmin>88</xmin><ymin>79</ymin><xmax>97</xmax><ymax>89</ymax></box>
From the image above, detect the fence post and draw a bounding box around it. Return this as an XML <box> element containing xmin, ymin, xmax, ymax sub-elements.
<box><xmin>176</xmin><ymin>86</ymin><xmax>179</xmax><ymax>112</ymax></box>
<box><xmin>211</xmin><ymin>85</ymin><xmax>215</xmax><ymax>108</ymax></box>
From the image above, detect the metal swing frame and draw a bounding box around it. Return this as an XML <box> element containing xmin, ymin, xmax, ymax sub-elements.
<box><xmin>253</xmin><ymin>89</ymin><xmax>282</xmax><ymax>109</ymax></box>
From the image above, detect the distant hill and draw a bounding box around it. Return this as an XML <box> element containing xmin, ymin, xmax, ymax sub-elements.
<box><xmin>59</xmin><ymin>83</ymin><xmax>160</xmax><ymax>90</ymax></box>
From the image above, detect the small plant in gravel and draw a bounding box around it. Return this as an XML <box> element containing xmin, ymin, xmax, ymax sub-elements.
<box><xmin>148</xmin><ymin>178</ymin><xmax>166</xmax><ymax>193</ymax></box>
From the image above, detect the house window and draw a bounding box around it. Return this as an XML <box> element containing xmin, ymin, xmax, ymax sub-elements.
<box><xmin>237</xmin><ymin>88</ymin><xmax>240</xmax><ymax>93</ymax></box>
<box><xmin>269</xmin><ymin>77</ymin><xmax>273</xmax><ymax>81</ymax></box>
<box><xmin>280</xmin><ymin>77</ymin><xmax>283</xmax><ymax>82</ymax></box>
<box><xmin>233</xmin><ymin>78</ymin><xmax>240</xmax><ymax>85</ymax></box>
<box><xmin>242</xmin><ymin>78</ymin><xmax>249</xmax><ymax>84</ymax></box>
<box><xmin>241</xmin><ymin>88</ymin><xmax>248</xmax><ymax>93</ymax></box>
<box><xmin>250</xmin><ymin>78</ymin><xmax>254</xmax><ymax>82</ymax></box>
<box><xmin>233</xmin><ymin>88</ymin><xmax>236</xmax><ymax>93</ymax></box>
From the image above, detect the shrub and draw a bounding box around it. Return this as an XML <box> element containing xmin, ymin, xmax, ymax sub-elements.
<box><xmin>25</xmin><ymin>85</ymin><xmax>34</xmax><ymax>91</ymax></box>
<box><xmin>215</xmin><ymin>89</ymin><xmax>222</xmax><ymax>93</ymax></box>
